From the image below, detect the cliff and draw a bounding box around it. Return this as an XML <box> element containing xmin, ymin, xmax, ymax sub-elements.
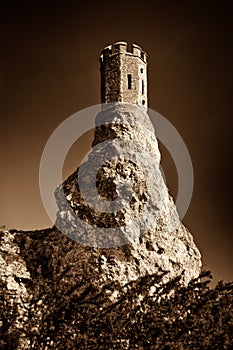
<box><xmin>0</xmin><ymin>103</ymin><xmax>202</xmax><ymax>349</ymax></box>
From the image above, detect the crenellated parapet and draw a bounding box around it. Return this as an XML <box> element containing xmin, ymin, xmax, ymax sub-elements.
<box><xmin>100</xmin><ymin>42</ymin><xmax>147</xmax><ymax>63</ymax></box>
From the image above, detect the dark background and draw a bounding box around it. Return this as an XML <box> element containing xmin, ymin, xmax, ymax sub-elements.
<box><xmin>0</xmin><ymin>0</ymin><xmax>232</xmax><ymax>284</ymax></box>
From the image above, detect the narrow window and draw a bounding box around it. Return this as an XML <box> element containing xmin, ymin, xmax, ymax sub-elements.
<box><xmin>127</xmin><ymin>74</ymin><xmax>132</xmax><ymax>89</ymax></box>
<box><xmin>142</xmin><ymin>80</ymin><xmax>144</xmax><ymax>95</ymax></box>
<box><xmin>141</xmin><ymin>52</ymin><xmax>144</xmax><ymax>60</ymax></box>
<box><xmin>140</xmin><ymin>68</ymin><xmax>143</xmax><ymax>73</ymax></box>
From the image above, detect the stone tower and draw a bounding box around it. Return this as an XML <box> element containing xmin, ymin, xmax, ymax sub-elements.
<box><xmin>100</xmin><ymin>42</ymin><xmax>148</xmax><ymax>108</ymax></box>
<box><xmin>0</xmin><ymin>44</ymin><xmax>203</xmax><ymax>348</ymax></box>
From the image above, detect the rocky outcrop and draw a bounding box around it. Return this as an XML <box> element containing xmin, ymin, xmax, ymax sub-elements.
<box><xmin>0</xmin><ymin>103</ymin><xmax>202</xmax><ymax>349</ymax></box>
<box><xmin>55</xmin><ymin>103</ymin><xmax>201</xmax><ymax>285</ymax></box>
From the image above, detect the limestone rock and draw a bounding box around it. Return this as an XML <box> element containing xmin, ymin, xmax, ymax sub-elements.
<box><xmin>55</xmin><ymin>103</ymin><xmax>202</xmax><ymax>285</ymax></box>
<box><xmin>0</xmin><ymin>103</ymin><xmax>202</xmax><ymax>349</ymax></box>
<box><xmin>0</xmin><ymin>230</ymin><xmax>31</xmax><ymax>349</ymax></box>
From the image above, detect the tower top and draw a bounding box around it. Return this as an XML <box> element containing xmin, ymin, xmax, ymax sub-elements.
<box><xmin>100</xmin><ymin>42</ymin><xmax>148</xmax><ymax>109</ymax></box>
<box><xmin>100</xmin><ymin>42</ymin><xmax>147</xmax><ymax>63</ymax></box>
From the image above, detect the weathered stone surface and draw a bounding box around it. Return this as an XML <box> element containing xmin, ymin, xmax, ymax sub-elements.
<box><xmin>55</xmin><ymin>103</ymin><xmax>201</xmax><ymax>285</ymax></box>
<box><xmin>0</xmin><ymin>103</ymin><xmax>202</xmax><ymax>349</ymax></box>
<box><xmin>0</xmin><ymin>230</ymin><xmax>31</xmax><ymax>349</ymax></box>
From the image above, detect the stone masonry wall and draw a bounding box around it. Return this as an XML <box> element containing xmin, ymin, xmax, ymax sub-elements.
<box><xmin>100</xmin><ymin>42</ymin><xmax>148</xmax><ymax>108</ymax></box>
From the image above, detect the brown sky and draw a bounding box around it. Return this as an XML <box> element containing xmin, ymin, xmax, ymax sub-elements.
<box><xmin>0</xmin><ymin>0</ymin><xmax>232</xmax><ymax>283</ymax></box>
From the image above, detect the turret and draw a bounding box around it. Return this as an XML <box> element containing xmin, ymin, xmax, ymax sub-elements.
<box><xmin>100</xmin><ymin>42</ymin><xmax>148</xmax><ymax>109</ymax></box>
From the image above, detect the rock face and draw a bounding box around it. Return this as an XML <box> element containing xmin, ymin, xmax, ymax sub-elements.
<box><xmin>0</xmin><ymin>104</ymin><xmax>202</xmax><ymax>348</ymax></box>
<box><xmin>55</xmin><ymin>103</ymin><xmax>201</xmax><ymax>287</ymax></box>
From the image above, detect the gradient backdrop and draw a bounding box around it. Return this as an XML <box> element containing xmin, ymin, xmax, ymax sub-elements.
<box><xmin>0</xmin><ymin>0</ymin><xmax>232</xmax><ymax>284</ymax></box>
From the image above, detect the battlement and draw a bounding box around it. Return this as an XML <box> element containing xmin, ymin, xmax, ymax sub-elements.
<box><xmin>100</xmin><ymin>42</ymin><xmax>147</xmax><ymax>63</ymax></box>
